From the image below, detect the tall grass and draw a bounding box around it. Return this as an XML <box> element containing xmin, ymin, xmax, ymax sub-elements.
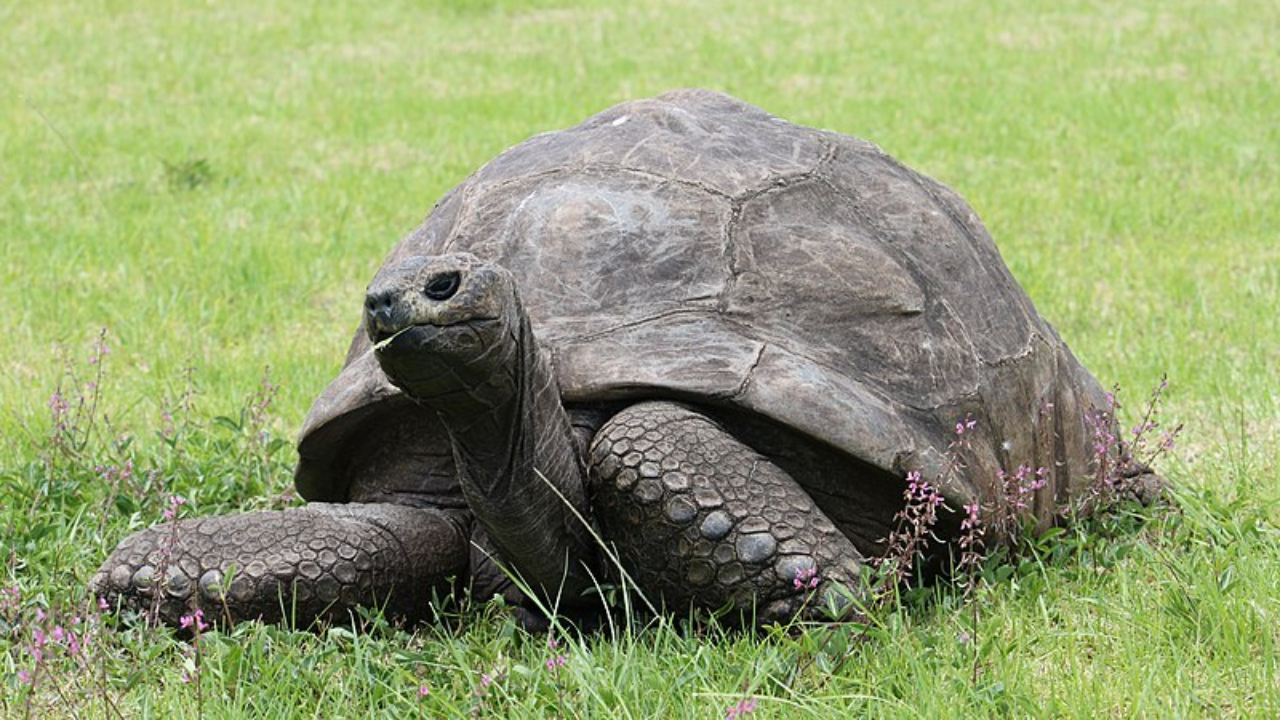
<box><xmin>3</xmin><ymin>0</ymin><xmax>1277</xmax><ymax>716</ymax></box>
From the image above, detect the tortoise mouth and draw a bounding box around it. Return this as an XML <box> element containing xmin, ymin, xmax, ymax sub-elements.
<box><xmin>371</xmin><ymin>317</ymin><xmax>501</xmax><ymax>352</ymax></box>
<box><xmin>372</xmin><ymin>317</ymin><xmax>511</xmax><ymax>403</ymax></box>
<box><xmin>371</xmin><ymin>319</ymin><xmax>508</xmax><ymax>392</ymax></box>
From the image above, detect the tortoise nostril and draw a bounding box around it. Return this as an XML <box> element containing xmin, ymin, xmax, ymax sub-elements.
<box><xmin>366</xmin><ymin>293</ymin><xmax>390</xmax><ymax>313</ymax></box>
<box><xmin>364</xmin><ymin>292</ymin><xmax>398</xmax><ymax>331</ymax></box>
<box><xmin>424</xmin><ymin>271</ymin><xmax>461</xmax><ymax>301</ymax></box>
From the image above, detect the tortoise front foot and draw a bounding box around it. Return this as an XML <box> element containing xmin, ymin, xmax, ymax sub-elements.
<box><xmin>90</xmin><ymin>503</ymin><xmax>469</xmax><ymax>628</ymax></box>
<box><xmin>588</xmin><ymin>402</ymin><xmax>865</xmax><ymax>625</ymax></box>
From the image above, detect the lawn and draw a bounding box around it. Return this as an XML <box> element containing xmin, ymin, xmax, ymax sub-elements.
<box><xmin>2</xmin><ymin>0</ymin><xmax>1277</xmax><ymax>716</ymax></box>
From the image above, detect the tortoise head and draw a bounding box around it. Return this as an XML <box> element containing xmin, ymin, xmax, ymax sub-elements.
<box><xmin>364</xmin><ymin>253</ymin><xmax>523</xmax><ymax>410</ymax></box>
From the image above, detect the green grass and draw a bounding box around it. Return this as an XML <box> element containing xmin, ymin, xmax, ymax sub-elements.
<box><xmin>2</xmin><ymin>0</ymin><xmax>1277</xmax><ymax>716</ymax></box>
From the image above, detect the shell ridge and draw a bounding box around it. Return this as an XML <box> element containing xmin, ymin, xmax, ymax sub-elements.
<box><xmin>719</xmin><ymin>136</ymin><xmax>838</xmax><ymax>307</ymax></box>
<box><xmin>560</xmin><ymin>307</ymin><xmax>747</xmax><ymax>345</ymax></box>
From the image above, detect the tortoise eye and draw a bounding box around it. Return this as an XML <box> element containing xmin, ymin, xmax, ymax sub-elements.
<box><xmin>424</xmin><ymin>271</ymin><xmax>461</xmax><ymax>301</ymax></box>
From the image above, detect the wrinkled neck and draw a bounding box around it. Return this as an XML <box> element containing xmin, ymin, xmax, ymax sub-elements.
<box><xmin>431</xmin><ymin>312</ymin><xmax>596</xmax><ymax>600</ymax></box>
<box><xmin>444</xmin><ymin>319</ymin><xmax>579</xmax><ymax>500</ymax></box>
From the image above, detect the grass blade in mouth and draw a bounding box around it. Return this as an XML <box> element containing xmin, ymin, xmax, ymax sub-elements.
<box><xmin>373</xmin><ymin>326</ymin><xmax>413</xmax><ymax>351</ymax></box>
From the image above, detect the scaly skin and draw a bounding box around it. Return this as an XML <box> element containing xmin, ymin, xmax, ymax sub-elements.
<box><xmin>588</xmin><ymin>401</ymin><xmax>864</xmax><ymax>623</ymax></box>
<box><xmin>368</xmin><ymin>254</ymin><xmax>599</xmax><ymax>606</ymax></box>
<box><xmin>90</xmin><ymin>503</ymin><xmax>469</xmax><ymax>627</ymax></box>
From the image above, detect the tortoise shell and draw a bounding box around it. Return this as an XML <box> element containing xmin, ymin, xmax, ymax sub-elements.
<box><xmin>296</xmin><ymin>89</ymin><xmax>1106</xmax><ymax>528</ymax></box>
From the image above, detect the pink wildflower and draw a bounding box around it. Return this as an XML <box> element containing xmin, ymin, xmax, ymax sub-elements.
<box><xmin>179</xmin><ymin>608</ymin><xmax>208</xmax><ymax>633</ymax></box>
<box><xmin>726</xmin><ymin>697</ymin><xmax>758</xmax><ymax>718</ymax></box>
<box><xmin>163</xmin><ymin>494</ymin><xmax>189</xmax><ymax>521</ymax></box>
<box><xmin>793</xmin><ymin>566</ymin><xmax>820</xmax><ymax>591</ymax></box>
<box><xmin>544</xmin><ymin>634</ymin><xmax>568</xmax><ymax>670</ymax></box>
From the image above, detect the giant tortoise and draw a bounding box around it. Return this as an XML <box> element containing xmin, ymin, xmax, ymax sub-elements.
<box><xmin>92</xmin><ymin>89</ymin><xmax>1127</xmax><ymax>626</ymax></box>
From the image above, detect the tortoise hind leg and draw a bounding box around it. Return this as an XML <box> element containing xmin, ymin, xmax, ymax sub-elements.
<box><xmin>587</xmin><ymin>401</ymin><xmax>865</xmax><ymax>624</ymax></box>
<box><xmin>90</xmin><ymin>503</ymin><xmax>469</xmax><ymax>627</ymax></box>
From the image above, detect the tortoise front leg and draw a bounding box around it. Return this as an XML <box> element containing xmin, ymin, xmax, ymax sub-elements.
<box><xmin>588</xmin><ymin>402</ymin><xmax>865</xmax><ymax>625</ymax></box>
<box><xmin>90</xmin><ymin>503</ymin><xmax>469</xmax><ymax>627</ymax></box>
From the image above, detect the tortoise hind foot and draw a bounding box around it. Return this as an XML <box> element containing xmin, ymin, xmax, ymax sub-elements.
<box><xmin>90</xmin><ymin>503</ymin><xmax>469</xmax><ymax>628</ymax></box>
<box><xmin>588</xmin><ymin>401</ymin><xmax>865</xmax><ymax>625</ymax></box>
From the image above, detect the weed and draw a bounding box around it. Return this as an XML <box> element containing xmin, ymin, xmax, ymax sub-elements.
<box><xmin>469</xmin><ymin>664</ymin><xmax>504</xmax><ymax>717</ymax></box>
<box><xmin>955</xmin><ymin>501</ymin><xmax>985</xmax><ymax>684</ymax></box>
<box><xmin>2</xmin><ymin>333</ymin><xmax>298</xmax><ymax>717</ymax></box>
<box><xmin>211</xmin><ymin>367</ymin><xmax>292</xmax><ymax>502</ymax></box>
<box><xmin>991</xmin><ymin>464</ymin><xmax>1048</xmax><ymax>541</ymax></box>
<box><xmin>162</xmin><ymin>157</ymin><xmax>215</xmax><ymax>191</ymax></box>
<box><xmin>543</xmin><ymin>633</ymin><xmax>569</xmax><ymax>717</ymax></box>
<box><xmin>178</xmin><ymin>608</ymin><xmax>208</xmax><ymax>715</ymax></box>
<box><xmin>43</xmin><ymin>327</ymin><xmax>112</xmax><ymax>472</ymax></box>
<box><xmin>10</xmin><ymin>595</ymin><xmax>124</xmax><ymax>720</ymax></box>
<box><xmin>146</xmin><ymin>494</ymin><xmax>190</xmax><ymax>627</ymax></box>
<box><xmin>1074</xmin><ymin>376</ymin><xmax>1182</xmax><ymax>516</ymax></box>
<box><xmin>872</xmin><ymin>416</ymin><xmax>976</xmax><ymax>601</ymax></box>
<box><xmin>725</xmin><ymin>695</ymin><xmax>758</xmax><ymax>718</ymax></box>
